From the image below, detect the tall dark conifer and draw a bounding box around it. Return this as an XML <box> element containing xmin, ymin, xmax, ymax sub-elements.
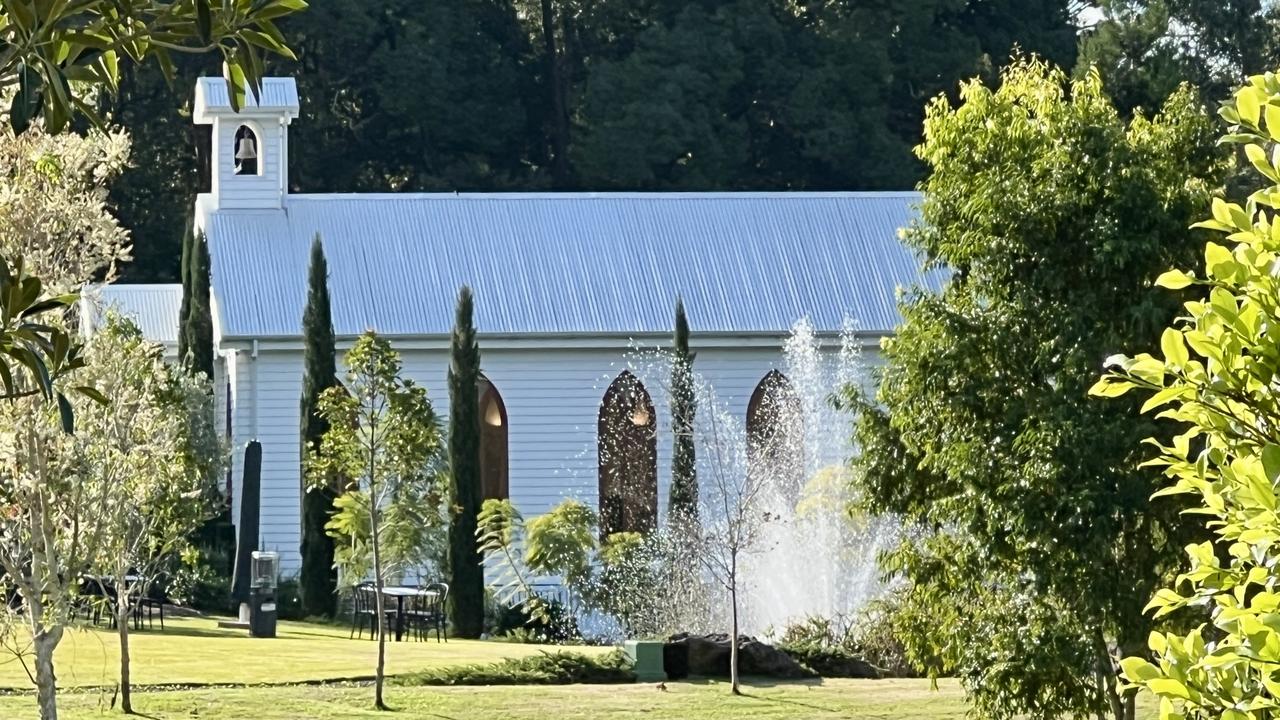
<box><xmin>299</xmin><ymin>236</ymin><xmax>339</xmax><ymax>618</ymax></box>
<box><xmin>186</xmin><ymin>232</ymin><xmax>214</xmax><ymax>379</ymax></box>
<box><xmin>669</xmin><ymin>297</ymin><xmax>697</xmax><ymax>522</ymax></box>
<box><xmin>447</xmin><ymin>286</ymin><xmax>484</xmax><ymax>638</ymax></box>
<box><xmin>178</xmin><ymin>223</ymin><xmax>193</xmax><ymax>363</ymax></box>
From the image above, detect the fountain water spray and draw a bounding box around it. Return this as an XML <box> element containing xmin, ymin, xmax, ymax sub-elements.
<box><xmin>608</xmin><ymin>318</ymin><xmax>897</xmax><ymax>639</ymax></box>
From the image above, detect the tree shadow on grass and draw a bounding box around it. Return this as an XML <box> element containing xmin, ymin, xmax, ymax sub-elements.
<box><xmin>737</xmin><ymin>691</ymin><xmax>845</xmax><ymax>714</ymax></box>
<box><xmin>679</xmin><ymin>676</ymin><xmax>827</xmax><ymax>690</ymax></box>
<box><xmin>136</xmin><ymin>625</ymin><xmax>246</xmax><ymax>641</ymax></box>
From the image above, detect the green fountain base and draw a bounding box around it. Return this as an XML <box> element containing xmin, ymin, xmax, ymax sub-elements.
<box><xmin>624</xmin><ymin>640</ymin><xmax>667</xmax><ymax>682</ymax></box>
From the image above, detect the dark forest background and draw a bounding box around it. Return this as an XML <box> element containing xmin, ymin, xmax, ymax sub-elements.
<box><xmin>107</xmin><ymin>0</ymin><xmax>1279</xmax><ymax>283</ymax></box>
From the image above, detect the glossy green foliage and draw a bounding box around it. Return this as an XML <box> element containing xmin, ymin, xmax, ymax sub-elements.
<box><xmin>849</xmin><ymin>59</ymin><xmax>1226</xmax><ymax>720</ymax></box>
<box><xmin>0</xmin><ymin>254</ymin><xmax>97</xmax><ymax>431</ymax></box>
<box><xmin>1097</xmin><ymin>69</ymin><xmax>1280</xmax><ymax>720</ymax></box>
<box><xmin>1</xmin><ymin>0</ymin><xmax>306</xmax><ymax>134</ymax></box>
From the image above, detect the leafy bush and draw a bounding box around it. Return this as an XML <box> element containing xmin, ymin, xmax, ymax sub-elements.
<box><xmin>780</xmin><ymin>642</ymin><xmax>879</xmax><ymax>679</ymax></box>
<box><xmin>491</xmin><ymin>599</ymin><xmax>581</xmax><ymax>644</ymax></box>
<box><xmin>394</xmin><ymin>650</ymin><xmax>634</xmax><ymax>686</ymax></box>
<box><xmin>776</xmin><ymin>594</ymin><xmax>921</xmax><ymax>678</ymax></box>
<box><xmin>168</xmin><ymin>546</ymin><xmax>234</xmax><ymax>614</ymax></box>
<box><xmin>848</xmin><ymin>593</ymin><xmax>921</xmax><ymax>678</ymax></box>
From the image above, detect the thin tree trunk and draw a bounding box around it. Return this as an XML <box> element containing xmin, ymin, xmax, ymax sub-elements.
<box><xmin>1094</xmin><ymin>627</ymin><xmax>1123</xmax><ymax>720</ymax></box>
<box><xmin>369</xmin><ymin>406</ymin><xmax>388</xmax><ymax>714</ymax></box>
<box><xmin>540</xmin><ymin>0</ymin><xmax>570</xmax><ymax>186</ymax></box>
<box><xmin>372</xmin><ymin>505</ymin><xmax>387</xmax><ymax>711</ymax></box>
<box><xmin>117</xmin><ymin>592</ymin><xmax>132</xmax><ymax>714</ymax></box>
<box><xmin>33</xmin><ymin>628</ymin><xmax>62</xmax><ymax>720</ymax></box>
<box><xmin>730</xmin><ymin>554</ymin><xmax>740</xmax><ymax>696</ymax></box>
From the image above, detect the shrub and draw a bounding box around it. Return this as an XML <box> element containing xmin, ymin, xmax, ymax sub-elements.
<box><xmin>394</xmin><ymin>650</ymin><xmax>635</xmax><ymax>686</ymax></box>
<box><xmin>492</xmin><ymin>599</ymin><xmax>581</xmax><ymax>644</ymax></box>
<box><xmin>780</xmin><ymin>643</ymin><xmax>880</xmax><ymax>679</ymax></box>
<box><xmin>168</xmin><ymin>548</ymin><xmax>234</xmax><ymax>615</ymax></box>
<box><xmin>776</xmin><ymin>594</ymin><xmax>921</xmax><ymax>678</ymax></box>
<box><xmin>848</xmin><ymin>593</ymin><xmax>921</xmax><ymax>678</ymax></box>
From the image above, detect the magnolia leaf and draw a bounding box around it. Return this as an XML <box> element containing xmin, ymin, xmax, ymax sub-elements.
<box><xmin>1147</xmin><ymin>678</ymin><xmax>1193</xmax><ymax>700</ymax></box>
<box><xmin>1120</xmin><ymin>657</ymin><xmax>1162</xmax><ymax>682</ymax></box>
<box><xmin>1089</xmin><ymin>376</ymin><xmax>1135</xmax><ymax>398</ymax></box>
<box><xmin>1263</xmin><ymin>445</ymin><xmax>1280</xmax><ymax>482</ymax></box>
<box><xmin>1155</xmin><ymin>269</ymin><xmax>1195</xmax><ymax>289</ymax></box>
<box><xmin>1161</xmin><ymin>328</ymin><xmax>1189</xmax><ymax>368</ymax></box>
<box><xmin>1239</xmin><ymin>88</ymin><xmax>1263</xmax><ymax>128</ymax></box>
<box><xmin>1246</xmin><ymin>143</ymin><xmax>1278</xmax><ymax>182</ymax></box>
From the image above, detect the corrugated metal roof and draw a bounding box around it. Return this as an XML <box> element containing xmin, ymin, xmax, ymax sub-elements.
<box><xmin>194</xmin><ymin>77</ymin><xmax>299</xmax><ymax>120</ymax></box>
<box><xmin>82</xmin><ymin>284</ymin><xmax>182</xmax><ymax>347</ymax></box>
<box><xmin>203</xmin><ymin>192</ymin><xmax>925</xmax><ymax>339</ymax></box>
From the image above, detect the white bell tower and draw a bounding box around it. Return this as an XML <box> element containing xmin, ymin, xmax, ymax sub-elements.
<box><xmin>194</xmin><ymin>77</ymin><xmax>299</xmax><ymax>211</ymax></box>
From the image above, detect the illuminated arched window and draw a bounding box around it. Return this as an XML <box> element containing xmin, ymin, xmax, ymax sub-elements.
<box><xmin>233</xmin><ymin>124</ymin><xmax>261</xmax><ymax>176</ymax></box>
<box><xmin>597</xmin><ymin>371</ymin><xmax>657</xmax><ymax>537</ymax></box>
<box><xmin>478</xmin><ymin>375</ymin><xmax>509</xmax><ymax>501</ymax></box>
<box><xmin>747</xmin><ymin>370</ymin><xmax>804</xmax><ymax>502</ymax></box>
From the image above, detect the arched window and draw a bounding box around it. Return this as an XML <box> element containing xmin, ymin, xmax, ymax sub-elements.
<box><xmin>597</xmin><ymin>371</ymin><xmax>657</xmax><ymax>537</ymax></box>
<box><xmin>747</xmin><ymin>370</ymin><xmax>804</xmax><ymax>502</ymax></box>
<box><xmin>233</xmin><ymin>124</ymin><xmax>261</xmax><ymax>176</ymax></box>
<box><xmin>478</xmin><ymin>375</ymin><xmax>509</xmax><ymax>501</ymax></box>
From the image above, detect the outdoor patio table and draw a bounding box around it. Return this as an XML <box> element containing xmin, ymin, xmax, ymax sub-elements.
<box><xmin>379</xmin><ymin>586</ymin><xmax>439</xmax><ymax>642</ymax></box>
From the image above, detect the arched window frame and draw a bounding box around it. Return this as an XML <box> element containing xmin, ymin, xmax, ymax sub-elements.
<box><xmin>478</xmin><ymin>375</ymin><xmax>509</xmax><ymax>502</ymax></box>
<box><xmin>597</xmin><ymin>370</ymin><xmax>658</xmax><ymax>538</ymax></box>
<box><xmin>746</xmin><ymin>370</ymin><xmax>804</xmax><ymax>501</ymax></box>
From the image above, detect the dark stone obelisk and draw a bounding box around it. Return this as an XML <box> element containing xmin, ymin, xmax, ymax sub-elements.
<box><xmin>229</xmin><ymin>441</ymin><xmax>262</xmax><ymax>625</ymax></box>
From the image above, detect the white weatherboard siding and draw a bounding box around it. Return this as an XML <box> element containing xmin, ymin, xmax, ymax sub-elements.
<box><xmin>227</xmin><ymin>340</ymin><xmax>856</xmax><ymax>573</ymax></box>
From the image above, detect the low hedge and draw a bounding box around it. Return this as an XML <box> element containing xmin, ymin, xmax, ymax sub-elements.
<box><xmin>780</xmin><ymin>643</ymin><xmax>882</xmax><ymax>679</ymax></box>
<box><xmin>394</xmin><ymin>650</ymin><xmax>635</xmax><ymax>686</ymax></box>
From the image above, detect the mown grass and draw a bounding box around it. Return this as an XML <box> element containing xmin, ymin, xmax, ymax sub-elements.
<box><xmin>0</xmin><ymin>678</ymin><xmax>973</xmax><ymax>719</ymax></box>
<box><xmin>0</xmin><ymin>616</ymin><xmax>610</xmax><ymax>689</ymax></box>
<box><xmin>0</xmin><ymin>617</ymin><xmax>1163</xmax><ymax>719</ymax></box>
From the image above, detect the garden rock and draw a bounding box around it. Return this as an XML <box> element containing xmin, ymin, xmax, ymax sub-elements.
<box><xmin>665</xmin><ymin>633</ymin><xmax>815</xmax><ymax>679</ymax></box>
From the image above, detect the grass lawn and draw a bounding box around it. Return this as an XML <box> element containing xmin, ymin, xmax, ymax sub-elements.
<box><xmin>0</xmin><ymin>616</ymin><xmax>611</xmax><ymax>689</ymax></box>
<box><xmin>0</xmin><ymin>678</ymin><xmax>973</xmax><ymax>719</ymax></box>
<box><xmin>0</xmin><ymin>617</ymin><xmax>1160</xmax><ymax>719</ymax></box>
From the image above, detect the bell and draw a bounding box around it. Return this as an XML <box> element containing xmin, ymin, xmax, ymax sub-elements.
<box><xmin>235</xmin><ymin>136</ymin><xmax>258</xmax><ymax>161</ymax></box>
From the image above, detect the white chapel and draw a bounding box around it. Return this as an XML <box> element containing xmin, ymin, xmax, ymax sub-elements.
<box><xmin>103</xmin><ymin>77</ymin><xmax>925</xmax><ymax>573</ymax></box>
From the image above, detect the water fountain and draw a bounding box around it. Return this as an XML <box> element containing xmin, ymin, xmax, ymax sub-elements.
<box><xmin>735</xmin><ymin>319</ymin><xmax>896</xmax><ymax>636</ymax></box>
<box><xmin>611</xmin><ymin>318</ymin><xmax>898</xmax><ymax>639</ymax></box>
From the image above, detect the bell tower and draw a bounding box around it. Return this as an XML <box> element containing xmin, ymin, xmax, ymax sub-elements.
<box><xmin>194</xmin><ymin>77</ymin><xmax>299</xmax><ymax>210</ymax></box>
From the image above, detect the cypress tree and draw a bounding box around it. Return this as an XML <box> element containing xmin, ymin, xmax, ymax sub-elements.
<box><xmin>177</xmin><ymin>223</ymin><xmax>193</xmax><ymax>363</ymax></box>
<box><xmin>447</xmin><ymin>286</ymin><xmax>484</xmax><ymax>638</ymax></box>
<box><xmin>186</xmin><ymin>232</ymin><xmax>215</xmax><ymax>380</ymax></box>
<box><xmin>299</xmin><ymin>235</ymin><xmax>339</xmax><ymax>618</ymax></box>
<box><xmin>669</xmin><ymin>297</ymin><xmax>697</xmax><ymax>522</ymax></box>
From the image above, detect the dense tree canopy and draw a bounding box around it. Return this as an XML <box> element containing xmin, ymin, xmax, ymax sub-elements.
<box><xmin>1077</xmin><ymin>0</ymin><xmax>1279</xmax><ymax>116</ymax></box>
<box><xmin>847</xmin><ymin>60</ymin><xmax>1227</xmax><ymax>720</ymax></box>
<box><xmin>109</xmin><ymin>0</ymin><xmax>1085</xmax><ymax>281</ymax></box>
